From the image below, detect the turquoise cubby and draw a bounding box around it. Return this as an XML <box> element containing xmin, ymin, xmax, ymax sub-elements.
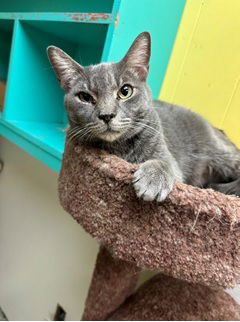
<box><xmin>0</xmin><ymin>20</ymin><xmax>13</xmax><ymax>81</ymax></box>
<box><xmin>0</xmin><ymin>0</ymin><xmax>186</xmax><ymax>171</ymax></box>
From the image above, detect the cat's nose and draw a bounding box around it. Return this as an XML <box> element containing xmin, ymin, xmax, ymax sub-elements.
<box><xmin>98</xmin><ymin>113</ymin><xmax>116</xmax><ymax>123</ymax></box>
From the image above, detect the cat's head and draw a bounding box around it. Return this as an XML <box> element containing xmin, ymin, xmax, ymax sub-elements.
<box><xmin>47</xmin><ymin>32</ymin><xmax>152</xmax><ymax>143</ymax></box>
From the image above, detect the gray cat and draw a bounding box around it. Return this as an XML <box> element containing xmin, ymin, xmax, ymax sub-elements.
<box><xmin>47</xmin><ymin>32</ymin><xmax>240</xmax><ymax>201</ymax></box>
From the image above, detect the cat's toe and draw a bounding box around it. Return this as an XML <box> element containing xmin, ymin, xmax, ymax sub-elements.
<box><xmin>133</xmin><ymin>170</ymin><xmax>158</xmax><ymax>201</ymax></box>
<box><xmin>156</xmin><ymin>186</ymin><xmax>172</xmax><ymax>202</ymax></box>
<box><xmin>142</xmin><ymin>189</ymin><xmax>158</xmax><ymax>201</ymax></box>
<box><xmin>134</xmin><ymin>179</ymin><xmax>171</xmax><ymax>202</ymax></box>
<box><xmin>133</xmin><ymin>181</ymin><xmax>155</xmax><ymax>201</ymax></box>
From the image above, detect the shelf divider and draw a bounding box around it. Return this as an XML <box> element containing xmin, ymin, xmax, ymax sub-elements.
<box><xmin>0</xmin><ymin>12</ymin><xmax>113</xmax><ymax>24</ymax></box>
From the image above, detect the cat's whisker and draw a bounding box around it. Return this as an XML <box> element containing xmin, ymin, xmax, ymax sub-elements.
<box><xmin>73</xmin><ymin>127</ymin><xmax>94</xmax><ymax>143</ymax></box>
<box><xmin>67</xmin><ymin>125</ymin><xmax>78</xmax><ymax>133</ymax></box>
<box><xmin>74</xmin><ymin>123</ymin><xmax>106</xmax><ymax>142</ymax></box>
<box><xmin>119</xmin><ymin>118</ymin><xmax>132</xmax><ymax>124</ymax></box>
<box><xmin>67</xmin><ymin>125</ymin><xmax>88</xmax><ymax>137</ymax></box>
<box><xmin>67</xmin><ymin>128</ymin><xmax>80</xmax><ymax>138</ymax></box>
<box><xmin>85</xmin><ymin>128</ymin><xmax>97</xmax><ymax>142</ymax></box>
<box><xmin>68</xmin><ymin>124</ymin><xmax>98</xmax><ymax>144</ymax></box>
<box><xmin>68</xmin><ymin>120</ymin><xmax>96</xmax><ymax>133</ymax></box>
<box><xmin>68</xmin><ymin>119</ymin><xmax>132</xmax><ymax>143</ymax></box>
<box><xmin>132</xmin><ymin>120</ymin><xmax>162</xmax><ymax>136</ymax></box>
<box><xmin>111</xmin><ymin>124</ymin><xmax>130</xmax><ymax>131</ymax></box>
<box><xmin>128</xmin><ymin>122</ymin><xmax>160</xmax><ymax>138</ymax></box>
<box><xmin>84</xmin><ymin>125</ymin><xmax>103</xmax><ymax>142</ymax></box>
<box><xmin>134</xmin><ymin>117</ymin><xmax>161</xmax><ymax>127</ymax></box>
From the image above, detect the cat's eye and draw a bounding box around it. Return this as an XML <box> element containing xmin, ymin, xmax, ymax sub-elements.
<box><xmin>117</xmin><ymin>84</ymin><xmax>133</xmax><ymax>100</ymax></box>
<box><xmin>77</xmin><ymin>92</ymin><xmax>95</xmax><ymax>104</ymax></box>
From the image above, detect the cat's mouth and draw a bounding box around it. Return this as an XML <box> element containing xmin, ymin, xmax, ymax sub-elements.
<box><xmin>105</xmin><ymin>128</ymin><xmax>120</xmax><ymax>134</ymax></box>
<box><xmin>103</xmin><ymin>123</ymin><xmax>122</xmax><ymax>134</ymax></box>
<box><xmin>98</xmin><ymin>127</ymin><xmax>123</xmax><ymax>142</ymax></box>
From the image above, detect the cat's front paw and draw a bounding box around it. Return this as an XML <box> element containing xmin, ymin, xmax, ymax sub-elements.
<box><xmin>133</xmin><ymin>160</ymin><xmax>174</xmax><ymax>202</ymax></box>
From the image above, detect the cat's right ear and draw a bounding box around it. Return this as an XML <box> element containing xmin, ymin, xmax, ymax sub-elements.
<box><xmin>47</xmin><ymin>46</ymin><xmax>83</xmax><ymax>91</ymax></box>
<box><xmin>120</xmin><ymin>32</ymin><xmax>151</xmax><ymax>81</ymax></box>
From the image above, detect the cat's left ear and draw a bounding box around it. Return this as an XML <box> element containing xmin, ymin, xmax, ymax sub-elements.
<box><xmin>120</xmin><ymin>32</ymin><xmax>151</xmax><ymax>81</ymax></box>
<box><xmin>47</xmin><ymin>46</ymin><xmax>83</xmax><ymax>91</ymax></box>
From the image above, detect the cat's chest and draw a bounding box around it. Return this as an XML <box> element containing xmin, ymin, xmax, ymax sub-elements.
<box><xmin>105</xmin><ymin>140</ymin><xmax>155</xmax><ymax>164</ymax></box>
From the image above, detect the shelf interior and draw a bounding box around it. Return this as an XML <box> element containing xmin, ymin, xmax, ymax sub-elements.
<box><xmin>0</xmin><ymin>19</ymin><xmax>13</xmax><ymax>112</ymax></box>
<box><xmin>3</xmin><ymin>20</ymin><xmax>108</xmax><ymax>123</ymax></box>
<box><xmin>0</xmin><ymin>19</ymin><xmax>108</xmax><ymax>171</ymax></box>
<box><xmin>0</xmin><ymin>20</ymin><xmax>13</xmax><ymax>80</ymax></box>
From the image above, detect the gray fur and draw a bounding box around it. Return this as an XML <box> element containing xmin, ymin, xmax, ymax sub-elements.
<box><xmin>47</xmin><ymin>32</ymin><xmax>240</xmax><ymax>201</ymax></box>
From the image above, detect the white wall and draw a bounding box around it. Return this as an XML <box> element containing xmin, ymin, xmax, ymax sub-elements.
<box><xmin>0</xmin><ymin>137</ymin><xmax>99</xmax><ymax>320</ymax></box>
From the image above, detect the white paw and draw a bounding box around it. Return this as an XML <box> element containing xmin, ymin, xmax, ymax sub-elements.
<box><xmin>133</xmin><ymin>160</ymin><xmax>174</xmax><ymax>202</ymax></box>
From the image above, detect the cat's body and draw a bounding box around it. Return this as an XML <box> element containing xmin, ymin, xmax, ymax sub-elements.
<box><xmin>95</xmin><ymin>98</ymin><xmax>240</xmax><ymax>192</ymax></box>
<box><xmin>48</xmin><ymin>32</ymin><xmax>240</xmax><ymax>201</ymax></box>
<box><xmin>153</xmin><ymin>100</ymin><xmax>240</xmax><ymax>188</ymax></box>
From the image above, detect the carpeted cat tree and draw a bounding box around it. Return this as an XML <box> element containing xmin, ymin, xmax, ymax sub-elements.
<box><xmin>58</xmin><ymin>138</ymin><xmax>240</xmax><ymax>321</ymax></box>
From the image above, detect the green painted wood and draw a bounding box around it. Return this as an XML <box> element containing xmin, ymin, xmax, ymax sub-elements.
<box><xmin>6</xmin><ymin>120</ymin><xmax>64</xmax><ymax>159</ymax></box>
<box><xmin>0</xmin><ymin>12</ymin><xmax>113</xmax><ymax>24</ymax></box>
<box><xmin>106</xmin><ymin>0</ymin><xmax>186</xmax><ymax>98</ymax></box>
<box><xmin>0</xmin><ymin>0</ymin><xmax>114</xmax><ymax>13</ymax></box>
<box><xmin>101</xmin><ymin>0</ymin><xmax>121</xmax><ymax>61</ymax></box>
<box><xmin>0</xmin><ymin>117</ymin><xmax>62</xmax><ymax>171</ymax></box>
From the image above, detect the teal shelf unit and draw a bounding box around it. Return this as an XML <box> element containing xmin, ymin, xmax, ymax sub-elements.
<box><xmin>0</xmin><ymin>0</ymin><xmax>185</xmax><ymax>172</ymax></box>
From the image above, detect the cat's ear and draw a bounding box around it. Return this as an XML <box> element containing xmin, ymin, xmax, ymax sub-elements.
<box><xmin>120</xmin><ymin>32</ymin><xmax>151</xmax><ymax>81</ymax></box>
<box><xmin>47</xmin><ymin>46</ymin><xmax>83</xmax><ymax>91</ymax></box>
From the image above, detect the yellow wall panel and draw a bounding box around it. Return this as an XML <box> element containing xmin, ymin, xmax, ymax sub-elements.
<box><xmin>159</xmin><ymin>0</ymin><xmax>240</xmax><ymax>146</ymax></box>
<box><xmin>221</xmin><ymin>79</ymin><xmax>240</xmax><ymax>147</ymax></box>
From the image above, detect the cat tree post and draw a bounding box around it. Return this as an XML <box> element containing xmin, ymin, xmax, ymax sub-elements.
<box><xmin>82</xmin><ymin>246</ymin><xmax>141</xmax><ymax>320</ymax></box>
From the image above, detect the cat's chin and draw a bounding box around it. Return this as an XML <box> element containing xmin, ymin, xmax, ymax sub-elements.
<box><xmin>98</xmin><ymin>130</ymin><xmax>123</xmax><ymax>142</ymax></box>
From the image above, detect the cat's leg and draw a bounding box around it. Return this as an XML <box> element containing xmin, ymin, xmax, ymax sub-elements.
<box><xmin>209</xmin><ymin>178</ymin><xmax>240</xmax><ymax>197</ymax></box>
<box><xmin>208</xmin><ymin>146</ymin><xmax>240</xmax><ymax>197</ymax></box>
